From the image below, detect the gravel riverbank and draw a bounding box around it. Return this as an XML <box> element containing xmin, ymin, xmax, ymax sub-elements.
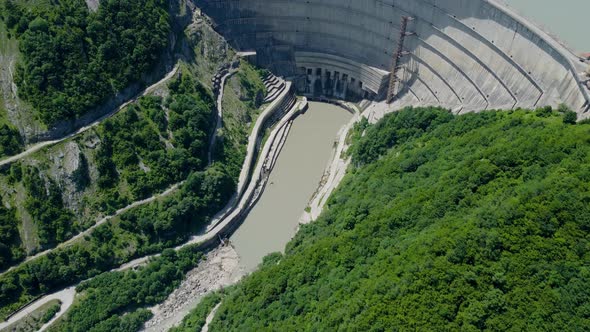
<box><xmin>141</xmin><ymin>245</ymin><xmax>244</xmax><ymax>332</ymax></box>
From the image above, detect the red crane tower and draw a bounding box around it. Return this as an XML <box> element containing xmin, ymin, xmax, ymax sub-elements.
<box><xmin>387</xmin><ymin>16</ymin><xmax>413</xmax><ymax>103</ymax></box>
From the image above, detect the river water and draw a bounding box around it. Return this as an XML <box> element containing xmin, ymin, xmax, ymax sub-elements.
<box><xmin>504</xmin><ymin>0</ymin><xmax>590</xmax><ymax>52</ymax></box>
<box><xmin>231</xmin><ymin>102</ymin><xmax>352</xmax><ymax>271</ymax></box>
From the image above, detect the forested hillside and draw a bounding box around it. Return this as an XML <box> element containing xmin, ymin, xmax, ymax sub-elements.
<box><xmin>0</xmin><ymin>67</ymin><xmax>214</xmax><ymax>269</ymax></box>
<box><xmin>0</xmin><ymin>0</ymin><xmax>170</xmax><ymax>124</ymax></box>
<box><xmin>208</xmin><ymin>107</ymin><xmax>590</xmax><ymax>331</ymax></box>
<box><xmin>0</xmin><ymin>3</ymin><xmax>272</xmax><ymax>321</ymax></box>
<box><xmin>0</xmin><ymin>70</ymin><xmax>233</xmax><ymax>318</ymax></box>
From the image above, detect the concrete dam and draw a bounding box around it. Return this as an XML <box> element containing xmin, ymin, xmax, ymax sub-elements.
<box><xmin>196</xmin><ymin>0</ymin><xmax>590</xmax><ymax>119</ymax></box>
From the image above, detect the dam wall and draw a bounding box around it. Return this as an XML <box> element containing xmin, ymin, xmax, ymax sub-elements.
<box><xmin>195</xmin><ymin>0</ymin><xmax>590</xmax><ymax>118</ymax></box>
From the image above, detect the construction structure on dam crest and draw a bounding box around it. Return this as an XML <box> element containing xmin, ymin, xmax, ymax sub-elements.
<box><xmin>196</xmin><ymin>0</ymin><xmax>590</xmax><ymax>119</ymax></box>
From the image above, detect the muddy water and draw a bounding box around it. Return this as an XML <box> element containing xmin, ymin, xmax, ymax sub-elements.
<box><xmin>504</xmin><ymin>0</ymin><xmax>590</xmax><ymax>52</ymax></box>
<box><xmin>231</xmin><ymin>102</ymin><xmax>352</xmax><ymax>271</ymax></box>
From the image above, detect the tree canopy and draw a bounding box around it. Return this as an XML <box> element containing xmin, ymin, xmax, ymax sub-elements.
<box><xmin>49</xmin><ymin>247</ymin><xmax>202</xmax><ymax>332</ymax></box>
<box><xmin>0</xmin><ymin>198</ymin><xmax>23</xmax><ymax>270</ymax></box>
<box><xmin>1</xmin><ymin>0</ymin><xmax>170</xmax><ymax>124</ymax></box>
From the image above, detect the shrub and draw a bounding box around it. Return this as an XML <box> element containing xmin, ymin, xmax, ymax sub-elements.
<box><xmin>563</xmin><ymin>110</ymin><xmax>578</xmax><ymax>124</ymax></box>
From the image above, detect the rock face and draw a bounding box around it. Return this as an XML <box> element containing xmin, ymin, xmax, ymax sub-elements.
<box><xmin>196</xmin><ymin>0</ymin><xmax>590</xmax><ymax>118</ymax></box>
<box><xmin>0</xmin><ymin>44</ymin><xmax>46</xmax><ymax>140</ymax></box>
<box><xmin>187</xmin><ymin>15</ymin><xmax>229</xmax><ymax>66</ymax></box>
<box><xmin>85</xmin><ymin>0</ymin><xmax>100</xmax><ymax>11</ymax></box>
<box><xmin>49</xmin><ymin>142</ymin><xmax>86</xmax><ymax>214</ymax></box>
<box><xmin>62</xmin><ymin>142</ymin><xmax>81</xmax><ymax>178</ymax></box>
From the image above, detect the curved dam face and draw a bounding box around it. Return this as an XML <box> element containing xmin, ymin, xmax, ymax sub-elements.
<box><xmin>196</xmin><ymin>0</ymin><xmax>590</xmax><ymax>118</ymax></box>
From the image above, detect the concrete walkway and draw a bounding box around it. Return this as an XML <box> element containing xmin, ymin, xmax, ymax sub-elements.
<box><xmin>117</xmin><ymin>86</ymin><xmax>299</xmax><ymax>272</ymax></box>
<box><xmin>115</xmin><ymin>84</ymin><xmax>296</xmax><ymax>272</ymax></box>
<box><xmin>0</xmin><ymin>64</ymin><xmax>284</xmax><ymax>278</ymax></box>
<box><xmin>138</xmin><ymin>98</ymin><xmax>305</xmax><ymax>332</ymax></box>
<box><xmin>233</xmin><ymin>84</ymin><xmax>293</xmax><ymax>209</ymax></box>
<box><xmin>0</xmin><ymin>62</ymin><xmax>252</xmax><ymax>277</ymax></box>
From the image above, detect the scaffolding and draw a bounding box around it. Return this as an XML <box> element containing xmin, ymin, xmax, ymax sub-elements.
<box><xmin>387</xmin><ymin>16</ymin><xmax>413</xmax><ymax>103</ymax></box>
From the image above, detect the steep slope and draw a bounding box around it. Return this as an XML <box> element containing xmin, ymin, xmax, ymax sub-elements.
<box><xmin>0</xmin><ymin>4</ymin><xmax>271</xmax><ymax>323</ymax></box>
<box><xmin>0</xmin><ymin>1</ymin><xmax>276</xmax><ymax>330</ymax></box>
<box><xmin>206</xmin><ymin>108</ymin><xmax>590</xmax><ymax>331</ymax></box>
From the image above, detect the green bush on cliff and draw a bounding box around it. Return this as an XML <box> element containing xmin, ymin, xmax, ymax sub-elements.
<box><xmin>237</xmin><ymin>60</ymin><xmax>267</xmax><ymax>109</ymax></box>
<box><xmin>93</xmin><ymin>71</ymin><xmax>215</xmax><ymax>213</ymax></box>
<box><xmin>23</xmin><ymin>166</ymin><xmax>74</xmax><ymax>247</ymax></box>
<box><xmin>0</xmin><ymin>124</ymin><xmax>22</xmax><ymax>158</ymax></box>
<box><xmin>0</xmin><ymin>198</ymin><xmax>23</xmax><ymax>270</ymax></box>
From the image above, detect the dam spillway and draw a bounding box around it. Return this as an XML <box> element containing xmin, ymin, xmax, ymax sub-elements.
<box><xmin>196</xmin><ymin>0</ymin><xmax>590</xmax><ymax>119</ymax></box>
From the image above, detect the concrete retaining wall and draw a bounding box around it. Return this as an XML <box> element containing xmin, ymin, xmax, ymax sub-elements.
<box><xmin>195</xmin><ymin>0</ymin><xmax>590</xmax><ymax>118</ymax></box>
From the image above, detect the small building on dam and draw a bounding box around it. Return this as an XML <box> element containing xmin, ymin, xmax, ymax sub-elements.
<box><xmin>195</xmin><ymin>0</ymin><xmax>590</xmax><ymax>119</ymax></box>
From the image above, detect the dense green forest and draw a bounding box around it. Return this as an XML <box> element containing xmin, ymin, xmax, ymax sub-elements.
<box><xmin>0</xmin><ymin>0</ymin><xmax>170</xmax><ymax>124</ymax></box>
<box><xmin>208</xmin><ymin>107</ymin><xmax>590</xmax><ymax>331</ymax></box>
<box><xmin>0</xmin><ymin>54</ymin><xmax>269</xmax><ymax>319</ymax></box>
<box><xmin>0</xmin><ymin>69</ymin><xmax>217</xmax><ymax>269</ymax></box>
<box><xmin>0</xmin><ymin>2</ymin><xmax>274</xmax><ymax>328</ymax></box>
<box><xmin>49</xmin><ymin>247</ymin><xmax>203</xmax><ymax>332</ymax></box>
<box><xmin>93</xmin><ymin>71</ymin><xmax>215</xmax><ymax>214</ymax></box>
<box><xmin>0</xmin><ymin>4</ymin><xmax>23</xmax><ymax>160</ymax></box>
<box><xmin>0</xmin><ymin>124</ymin><xmax>22</xmax><ymax>158</ymax></box>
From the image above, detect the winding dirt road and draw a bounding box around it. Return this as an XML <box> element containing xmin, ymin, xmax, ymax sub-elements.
<box><xmin>0</xmin><ymin>287</ymin><xmax>75</xmax><ymax>331</ymax></box>
<box><xmin>0</xmin><ymin>183</ymin><xmax>182</xmax><ymax>277</ymax></box>
<box><xmin>0</xmin><ymin>64</ymin><xmax>181</xmax><ymax>278</ymax></box>
<box><xmin>0</xmin><ymin>64</ymin><xmax>180</xmax><ymax>168</ymax></box>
